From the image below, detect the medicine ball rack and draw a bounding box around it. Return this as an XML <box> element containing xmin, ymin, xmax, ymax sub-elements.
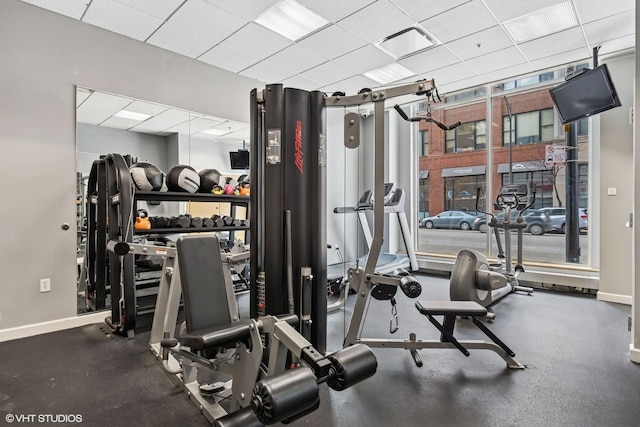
<box><xmin>84</xmin><ymin>153</ymin><xmax>250</xmax><ymax>338</ymax></box>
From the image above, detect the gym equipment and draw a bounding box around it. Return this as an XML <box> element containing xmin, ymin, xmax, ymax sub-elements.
<box><xmin>328</xmin><ymin>183</ymin><xmax>419</xmax><ymax>312</ymax></box>
<box><xmin>250</xmin><ymin>85</ymin><xmax>327</xmax><ymax>351</ymax></box>
<box><xmin>170</xmin><ymin>215</ymin><xmax>191</xmax><ymax>228</ymax></box>
<box><xmin>134</xmin><ymin>209</ymin><xmax>151</xmax><ymax>230</ymax></box>
<box><xmin>450</xmin><ymin>184</ymin><xmax>534</xmax><ymax>313</ymax></box>
<box><xmin>129</xmin><ymin>162</ymin><xmax>164</xmax><ymax>191</ymax></box>
<box><xmin>198</xmin><ymin>168</ymin><xmax>223</xmax><ymax>194</ymax></box>
<box><xmin>147</xmin><ymin>235</ymin><xmax>377</xmax><ymax>425</ymax></box>
<box><xmin>327</xmin><ymin>81</ymin><xmax>523</xmax><ymax>368</ymax></box>
<box><xmin>167</xmin><ymin>165</ymin><xmax>200</xmax><ymax>193</ymax></box>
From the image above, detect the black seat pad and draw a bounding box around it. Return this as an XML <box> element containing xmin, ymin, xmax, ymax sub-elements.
<box><xmin>179</xmin><ymin>319</ymin><xmax>253</xmax><ymax>350</ymax></box>
<box><xmin>415</xmin><ymin>300</ymin><xmax>488</xmax><ymax>317</ymax></box>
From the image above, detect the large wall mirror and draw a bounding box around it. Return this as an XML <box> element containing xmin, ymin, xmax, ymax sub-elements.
<box><xmin>75</xmin><ymin>87</ymin><xmax>249</xmax><ymax>316</ymax></box>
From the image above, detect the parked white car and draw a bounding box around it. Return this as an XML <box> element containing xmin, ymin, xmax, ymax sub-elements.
<box><xmin>538</xmin><ymin>207</ymin><xmax>588</xmax><ymax>233</ymax></box>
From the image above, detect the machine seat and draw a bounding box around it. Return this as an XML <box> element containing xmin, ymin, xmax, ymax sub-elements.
<box><xmin>415</xmin><ymin>300</ymin><xmax>488</xmax><ymax>317</ymax></box>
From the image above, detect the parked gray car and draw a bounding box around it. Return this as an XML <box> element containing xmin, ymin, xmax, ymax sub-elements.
<box><xmin>538</xmin><ymin>207</ymin><xmax>588</xmax><ymax>233</ymax></box>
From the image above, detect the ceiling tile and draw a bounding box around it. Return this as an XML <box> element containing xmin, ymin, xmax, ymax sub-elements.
<box><xmin>126</xmin><ymin>100</ymin><xmax>168</xmax><ymax>116</ymax></box>
<box><xmin>336</xmin><ymin>0</ymin><xmax>415</xmax><ymax>44</ymax></box>
<box><xmin>199</xmin><ymin>44</ymin><xmax>259</xmax><ymax>73</ymax></box>
<box><xmin>439</xmin><ymin>74</ymin><xmax>487</xmax><ymax>94</ymax></box>
<box><xmin>83</xmin><ymin>0</ymin><xmax>164</xmax><ymax>41</ymax></box>
<box><xmin>202</xmin><ymin>0</ymin><xmax>280</xmax><ymax>20</ymax></box>
<box><xmin>530</xmin><ymin>48</ymin><xmax>591</xmax><ymax>71</ymax></box>
<box><xmin>481</xmin><ymin>0</ymin><xmax>567</xmax><ymax>22</ymax></box>
<box><xmin>332</xmin><ymin>45</ymin><xmax>393</xmax><ymax>75</ymax></box>
<box><xmin>466</xmin><ymin>46</ymin><xmax>527</xmax><ymax>74</ymax></box>
<box><xmin>76</xmin><ymin>88</ymin><xmax>92</xmax><ymax>107</ymax></box>
<box><xmin>282</xmin><ymin>74</ymin><xmax>324</xmax><ymax>91</ymax></box>
<box><xmin>113</xmin><ymin>0</ymin><xmax>184</xmax><ymax>20</ymax></box>
<box><xmin>392</xmin><ymin>0</ymin><xmax>471</xmax><ymax>22</ymax></box>
<box><xmin>518</xmin><ymin>27</ymin><xmax>587</xmax><ymax>62</ymax></box>
<box><xmin>100</xmin><ymin>116</ymin><xmax>142</xmax><ymax>130</ymax></box>
<box><xmin>130</xmin><ymin>109</ymin><xmax>190</xmax><ymax>133</ymax></box>
<box><xmin>583</xmin><ymin>11</ymin><xmax>635</xmax><ymax>47</ymax></box>
<box><xmin>189</xmin><ymin>117</ymin><xmax>227</xmax><ymax>133</ymax></box>
<box><xmin>573</xmin><ymin>0</ymin><xmax>634</xmax><ymax>23</ymax></box>
<box><xmin>398</xmin><ymin>46</ymin><xmax>460</xmax><ymax>74</ymax></box>
<box><xmin>596</xmin><ymin>34</ymin><xmax>635</xmax><ymax>56</ymax></box>
<box><xmin>147</xmin><ymin>23</ymin><xmax>215</xmax><ymax>58</ymax></box>
<box><xmin>240</xmin><ymin>61</ymin><xmax>293</xmax><ymax>83</ymax></box>
<box><xmin>265</xmin><ymin>44</ymin><xmax>328</xmax><ymax>75</ymax></box>
<box><xmin>20</xmin><ymin>0</ymin><xmax>88</xmax><ymax>19</ymax></box>
<box><xmin>165</xmin><ymin>0</ymin><xmax>246</xmax><ymax>44</ymax></box>
<box><xmin>296</xmin><ymin>25</ymin><xmax>366</xmax><ymax>60</ymax></box>
<box><xmin>220</xmin><ymin>23</ymin><xmax>292</xmax><ymax>61</ymax></box>
<box><xmin>298</xmin><ymin>0</ymin><xmax>376</xmax><ymax>23</ymax></box>
<box><xmin>446</xmin><ymin>26</ymin><xmax>514</xmax><ymax>60</ymax></box>
<box><xmin>480</xmin><ymin>63</ymin><xmax>535</xmax><ymax>85</ymax></box>
<box><xmin>429</xmin><ymin>62</ymin><xmax>477</xmax><ymax>87</ymax></box>
<box><xmin>420</xmin><ymin>1</ymin><xmax>498</xmax><ymax>43</ymax></box>
<box><xmin>77</xmin><ymin>92</ymin><xmax>133</xmax><ymax>125</ymax></box>
<box><xmin>300</xmin><ymin>61</ymin><xmax>357</xmax><ymax>86</ymax></box>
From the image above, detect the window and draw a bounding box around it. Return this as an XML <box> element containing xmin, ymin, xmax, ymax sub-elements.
<box><xmin>444</xmin><ymin>175</ymin><xmax>485</xmax><ymax>211</ymax></box>
<box><xmin>419</xmin><ymin>129</ymin><xmax>429</xmax><ymax>156</ymax></box>
<box><xmin>578</xmin><ymin>163</ymin><xmax>588</xmax><ymax>208</ymax></box>
<box><xmin>445</xmin><ymin>120</ymin><xmax>486</xmax><ymax>153</ymax></box>
<box><xmin>502</xmin><ymin>171</ymin><xmax>554</xmax><ymax>209</ymax></box>
<box><xmin>419</xmin><ymin>177</ymin><xmax>429</xmax><ymax>217</ymax></box>
<box><xmin>503</xmin><ymin>109</ymin><xmax>554</xmax><ymax>146</ymax></box>
<box><xmin>577</xmin><ymin>118</ymin><xmax>589</xmax><ymax>137</ymax></box>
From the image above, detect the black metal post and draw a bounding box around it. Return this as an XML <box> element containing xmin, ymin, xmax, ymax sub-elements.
<box><xmin>565</xmin><ymin>123</ymin><xmax>580</xmax><ymax>263</ymax></box>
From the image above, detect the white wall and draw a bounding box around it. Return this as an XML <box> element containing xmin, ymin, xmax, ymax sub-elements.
<box><xmin>0</xmin><ymin>0</ymin><xmax>260</xmax><ymax>333</ymax></box>
<box><xmin>597</xmin><ymin>53</ymin><xmax>636</xmax><ymax>304</ymax></box>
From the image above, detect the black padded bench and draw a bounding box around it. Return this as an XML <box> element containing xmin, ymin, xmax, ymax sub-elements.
<box><xmin>414</xmin><ymin>300</ymin><xmax>523</xmax><ymax>368</ymax></box>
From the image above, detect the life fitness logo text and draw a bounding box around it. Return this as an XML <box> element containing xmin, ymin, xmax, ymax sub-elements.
<box><xmin>294</xmin><ymin>120</ymin><xmax>304</xmax><ymax>174</ymax></box>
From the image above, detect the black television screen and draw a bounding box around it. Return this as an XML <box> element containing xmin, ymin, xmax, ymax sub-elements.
<box><xmin>549</xmin><ymin>64</ymin><xmax>621</xmax><ymax>124</ymax></box>
<box><xmin>229</xmin><ymin>150</ymin><xmax>249</xmax><ymax>169</ymax></box>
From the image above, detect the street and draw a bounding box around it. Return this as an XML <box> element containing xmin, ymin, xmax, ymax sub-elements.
<box><xmin>417</xmin><ymin>228</ymin><xmax>590</xmax><ymax>265</ymax></box>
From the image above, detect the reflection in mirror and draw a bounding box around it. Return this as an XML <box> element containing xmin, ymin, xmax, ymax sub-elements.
<box><xmin>75</xmin><ymin>87</ymin><xmax>249</xmax><ymax>316</ymax></box>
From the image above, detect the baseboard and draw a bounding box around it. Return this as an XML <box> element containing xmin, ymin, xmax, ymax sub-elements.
<box><xmin>596</xmin><ymin>291</ymin><xmax>632</xmax><ymax>305</ymax></box>
<box><xmin>0</xmin><ymin>312</ymin><xmax>107</xmax><ymax>343</ymax></box>
<box><xmin>630</xmin><ymin>345</ymin><xmax>640</xmax><ymax>364</ymax></box>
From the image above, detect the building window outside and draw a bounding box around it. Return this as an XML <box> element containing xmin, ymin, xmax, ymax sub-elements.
<box><xmin>419</xmin><ymin>177</ymin><xmax>429</xmax><ymax>218</ymax></box>
<box><xmin>444</xmin><ymin>175</ymin><xmax>485</xmax><ymax>211</ymax></box>
<box><xmin>503</xmin><ymin>109</ymin><xmax>554</xmax><ymax>146</ymax></box>
<box><xmin>577</xmin><ymin>118</ymin><xmax>589</xmax><ymax>137</ymax></box>
<box><xmin>445</xmin><ymin>120</ymin><xmax>486</xmax><ymax>153</ymax></box>
<box><xmin>578</xmin><ymin>163</ymin><xmax>588</xmax><ymax>208</ymax></box>
<box><xmin>419</xmin><ymin>129</ymin><xmax>429</xmax><ymax>157</ymax></box>
<box><xmin>502</xmin><ymin>171</ymin><xmax>554</xmax><ymax>209</ymax></box>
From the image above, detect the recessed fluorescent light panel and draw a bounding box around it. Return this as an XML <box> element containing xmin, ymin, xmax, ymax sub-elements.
<box><xmin>114</xmin><ymin>110</ymin><xmax>151</xmax><ymax>121</ymax></box>
<box><xmin>202</xmin><ymin>128</ymin><xmax>231</xmax><ymax>136</ymax></box>
<box><xmin>503</xmin><ymin>1</ymin><xmax>578</xmax><ymax>43</ymax></box>
<box><xmin>363</xmin><ymin>63</ymin><xmax>414</xmax><ymax>85</ymax></box>
<box><xmin>255</xmin><ymin>0</ymin><xmax>329</xmax><ymax>41</ymax></box>
<box><xmin>375</xmin><ymin>27</ymin><xmax>435</xmax><ymax>59</ymax></box>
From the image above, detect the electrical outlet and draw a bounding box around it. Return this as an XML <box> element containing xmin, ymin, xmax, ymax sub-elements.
<box><xmin>40</xmin><ymin>278</ymin><xmax>51</xmax><ymax>293</ymax></box>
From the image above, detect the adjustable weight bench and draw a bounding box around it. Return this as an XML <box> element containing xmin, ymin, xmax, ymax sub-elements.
<box><xmin>149</xmin><ymin>234</ymin><xmax>378</xmax><ymax>426</ymax></box>
<box><xmin>414</xmin><ymin>300</ymin><xmax>524</xmax><ymax>369</ymax></box>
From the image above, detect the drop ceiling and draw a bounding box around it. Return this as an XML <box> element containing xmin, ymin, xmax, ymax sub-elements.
<box><xmin>26</xmin><ymin>0</ymin><xmax>635</xmax><ymax>138</ymax></box>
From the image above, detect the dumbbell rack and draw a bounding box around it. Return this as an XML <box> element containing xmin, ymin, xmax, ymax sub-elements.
<box><xmin>84</xmin><ymin>153</ymin><xmax>250</xmax><ymax>338</ymax></box>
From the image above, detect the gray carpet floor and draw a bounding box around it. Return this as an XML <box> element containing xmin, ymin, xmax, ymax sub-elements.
<box><xmin>2</xmin><ymin>274</ymin><xmax>640</xmax><ymax>427</ymax></box>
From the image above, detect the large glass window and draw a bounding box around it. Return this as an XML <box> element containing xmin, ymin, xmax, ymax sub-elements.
<box><xmin>446</xmin><ymin>120</ymin><xmax>486</xmax><ymax>153</ymax></box>
<box><xmin>444</xmin><ymin>176</ymin><xmax>485</xmax><ymax>211</ymax></box>
<box><xmin>419</xmin><ymin>129</ymin><xmax>429</xmax><ymax>156</ymax></box>
<box><xmin>502</xmin><ymin>171</ymin><xmax>554</xmax><ymax>208</ymax></box>
<box><xmin>503</xmin><ymin>109</ymin><xmax>554</xmax><ymax>145</ymax></box>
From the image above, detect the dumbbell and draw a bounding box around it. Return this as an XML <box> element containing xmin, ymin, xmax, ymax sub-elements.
<box><xmin>170</xmin><ymin>215</ymin><xmax>192</xmax><ymax>228</ymax></box>
<box><xmin>202</xmin><ymin>218</ymin><xmax>214</xmax><ymax>228</ymax></box>
<box><xmin>190</xmin><ymin>217</ymin><xmax>204</xmax><ymax>228</ymax></box>
<box><xmin>211</xmin><ymin>215</ymin><xmax>226</xmax><ymax>227</ymax></box>
<box><xmin>149</xmin><ymin>216</ymin><xmax>171</xmax><ymax>228</ymax></box>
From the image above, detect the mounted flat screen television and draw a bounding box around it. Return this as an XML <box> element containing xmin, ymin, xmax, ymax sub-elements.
<box><xmin>229</xmin><ymin>150</ymin><xmax>249</xmax><ymax>169</ymax></box>
<box><xmin>549</xmin><ymin>64</ymin><xmax>621</xmax><ymax>124</ymax></box>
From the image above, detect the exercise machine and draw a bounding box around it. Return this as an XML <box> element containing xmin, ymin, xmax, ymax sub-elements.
<box><xmin>328</xmin><ymin>80</ymin><xmax>523</xmax><ymax>369</ymax></box>
<box><xmin>450</xmin><ymin>184</ymin><xmax>534</xmax><ymax>313</ymax></box>
<box><xmin>126</xmin><ymin>234</ymin><xmax>377</xmax><ymax>426</ymax></box>
<box><xmin>328</xmin><ymin>183</ymin><xmax>419</xmax><ymax>312</ymax></box>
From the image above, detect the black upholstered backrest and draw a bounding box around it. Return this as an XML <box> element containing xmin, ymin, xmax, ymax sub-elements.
<box><xmin>176</xmin><ymin>235</ymin><xmax>232</xmax><ymax>332</ymax></box>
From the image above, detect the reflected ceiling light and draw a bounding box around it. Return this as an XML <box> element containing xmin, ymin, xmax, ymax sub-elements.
<box><xmin>375</xmin><ymin>27</ymin><xmax>436</xmax><ymax>59</ymax></box>
<box><xmin>114</xmin><ymin>110</ymin><xmax>151</xmax><ymax>121</ymax></box>
<box><xmin>363</xmin><ymin>63</ymin><xmax>414</xmax><ymax>85</ymax></box>
<box><xmin>202</xmin><ymin>128</ymin><xmax>231</xmax><ymax>136</ymax></box>
<box><xmin>255</xmin><ymin>0</ymin><xmax>329</xmax><ymax>41</ymax></box>
<box><xmin>503</xmin><ymin>1</ymin><xmax>578</xmax><ymax>43</ymax></box>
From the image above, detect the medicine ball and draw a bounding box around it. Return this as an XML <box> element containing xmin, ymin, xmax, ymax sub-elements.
<box><xmin>198</xmin><ymin>169</ymin><xmax>223</xmax><ymax>194</ymax></box>
<box><xmin>130</xmin><ymin>162</ymin><xmax>164</xmax><ymax>191</ymax></box>
<box><xmin>167</xmin><ymin>165</ymin><xmax>200</xmax><ymax>193</ymax></box>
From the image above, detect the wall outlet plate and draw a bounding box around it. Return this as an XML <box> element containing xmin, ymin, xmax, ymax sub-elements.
<box><xmin>40</xmin><ymin>278</ymin><xmax>51</xmax><ymax>293</ymax></box>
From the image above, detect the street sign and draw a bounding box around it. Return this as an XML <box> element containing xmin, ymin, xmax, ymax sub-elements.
<box><xmin>545</xmin><ymin>145</ymin><xmax>567</xmax><ymax>167</ymax></box>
